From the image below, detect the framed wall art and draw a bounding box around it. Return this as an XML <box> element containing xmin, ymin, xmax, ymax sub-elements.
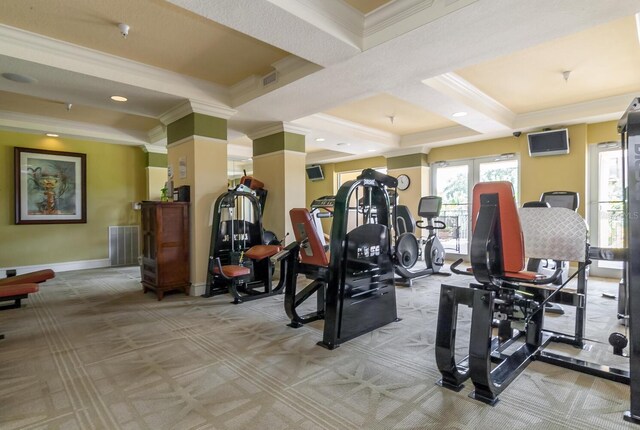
<box><xmin>15</xmin><ymin>147</ymin><xmax>87</xmax><ymax>224</ymax></box>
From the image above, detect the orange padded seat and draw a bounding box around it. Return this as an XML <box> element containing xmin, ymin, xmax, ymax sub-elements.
<box><xmin>0</xmin><ymin>283</ymin><xmax>39</xmax><ymax>297</ymax></box>
<box><xmin>289</xmin><ymin>208</ymin><xmax>329</xmax><ymax>267</ymax></box>
<box><xmin>472</xmin><ymin>182</ymin><xmax>526</xmax><ymax>274</ymax></box>
<box><xmin>213</xmin><ymin>265</ymin><xmax>250</xmax><ymax>278</ymax></box>
<box><xmin>0</xmin><ymin>269</ymin><xmax>54</xmax><ymax>286</ymax></box>
<box><xmin>245</xmin><ymin>245</ymin><xmax>282</xmax><ymax>261</ymax></box>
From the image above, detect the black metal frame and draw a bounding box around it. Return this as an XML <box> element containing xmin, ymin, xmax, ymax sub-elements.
<box><xmin>203</xmin><ymin>188</ymin><xmax>284</xmax><ymax>303</ymax></box>
<box><xmin>618</xmin><ymin>98</ymin><xmax>640</xmax><ymax>423</ymax></box>
<box><xmin>282</xmin><ymin>241</ymin><xmax>327</xmax><ymax>328</ymax></box>
<box><xmin>281</xmin><ymin>169</ymin><xmax>399</xmax><ymax>349</ymax></box>
<box><xmin>435</xmin><ymin>185</ymin><xmax>630</xmax><ymax>407</ymax></box>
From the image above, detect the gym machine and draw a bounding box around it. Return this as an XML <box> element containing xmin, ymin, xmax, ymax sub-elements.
<box><xmin>393</xmin><ymin>196</ymin><xmax>450</xmax><ymax>285</ymax></box>
<box><xmin>436</xmin><ymin>181</ymin><xmax>633</xmax><ymax>405</ymax></box>
<box><xmin>278</xmin><ymin>168</ymin><xmax>399</xmax><ymax>349</ymax></box>
<box><xmin>617</xmin><ymin>98</ymin><xmax>640</xmax><ymax>424</ymax></box>
<box><xmin>203</xmin><ymin>175</ymin><xmax>285</xmax><ymax>303</ymax></box>
<box><xmin>281</xmin><ymin>195</ymin><xmax>334</xmax><ymax>328</ymax></box>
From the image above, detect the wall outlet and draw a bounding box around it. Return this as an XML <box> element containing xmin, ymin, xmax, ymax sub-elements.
<box><xmin>132</xmin><ymin>201</ymin><xmax>142</xmax><ymax>210</ymax></box>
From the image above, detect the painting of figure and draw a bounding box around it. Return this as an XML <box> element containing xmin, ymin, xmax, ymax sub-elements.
<box><xmin>15</xmin><ymin>147</ymin><xmax>86</xmax><ymax>224</ymax></box>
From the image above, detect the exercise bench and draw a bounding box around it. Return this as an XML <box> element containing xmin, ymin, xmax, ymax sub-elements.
<box><xmin>0</xmin><ymin>269</ymin><xmax>54</xmax><ymax>310</ymax></box>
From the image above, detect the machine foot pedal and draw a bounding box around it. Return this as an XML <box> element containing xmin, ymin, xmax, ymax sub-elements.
<box><xmin>436</xmin><ymin>379</ymin><xmax>464</xmax><ymax>392</ymax></box>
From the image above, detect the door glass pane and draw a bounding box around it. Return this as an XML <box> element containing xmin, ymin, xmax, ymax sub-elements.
<box><xmin>435</xmin><ymin>165</ymin><xmax>469</xmax><ymax>254</ymax></box>
<box><xmin>598</xmin><ymin>150</ymin><xmax>623</xmax><ymax>269</ymax></box>
<box><xmin>478</xmin><ymin>159</ymin><xmax>519</xmax><ymax>203</ymax></box>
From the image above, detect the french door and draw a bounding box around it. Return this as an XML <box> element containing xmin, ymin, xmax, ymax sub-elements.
<box><xmin>432</xmin><ymin>155</ymin><xmax>519</xmax><ymax>257</ymax></box>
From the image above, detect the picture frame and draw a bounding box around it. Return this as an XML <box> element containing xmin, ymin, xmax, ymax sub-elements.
<box><xmin>14</xmin><ymin>147</ymin><xmax>87</xmax><ymax>224</ymax></box>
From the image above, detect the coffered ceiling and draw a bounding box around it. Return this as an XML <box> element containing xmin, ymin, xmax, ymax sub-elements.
<box><xmin>0</xmin><ymin>0</ymin><xmax>639</xmax><ymax>163</ymax></box>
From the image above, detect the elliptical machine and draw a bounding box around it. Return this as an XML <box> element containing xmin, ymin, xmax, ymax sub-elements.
<box><xmin>393</xmin><ymin>196</ymin><xmax>450</xmax><ymax>285</ymax></box>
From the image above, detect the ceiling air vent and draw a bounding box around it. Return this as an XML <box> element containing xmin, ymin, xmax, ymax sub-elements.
<box><xmin>262</xmin><ymin>71</ymin><xmax>278</xmax><ymax>87</ymax></box>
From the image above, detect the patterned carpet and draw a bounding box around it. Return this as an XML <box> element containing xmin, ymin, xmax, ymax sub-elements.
<box><xmin>0</xmin><ymin>266</ymin><xmax>636</xmax><ymax>430</ymax></box>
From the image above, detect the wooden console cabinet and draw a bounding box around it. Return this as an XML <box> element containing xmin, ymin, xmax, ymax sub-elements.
<box><xmin>140</xmin><ymin>201</ymin><xmax>191</xmax><ymax>300</ymax></box>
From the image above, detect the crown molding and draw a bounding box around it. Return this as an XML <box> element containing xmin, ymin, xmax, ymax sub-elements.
<box><xmin>286</xmin><ymin>0</ymin><xmax>363</xmax><ymax>46</ymax></box>
<box><xmin>400</xmin><ymin>125</ymin><xmax>479</xmax><ymax>147</ymax></box>
<box><xmin>298</xmin><ymin>113</ymin><xmax>400</xmax><ymax>146</ymax></box>
<box><xmin>230</xmin><ymin>57</ymin><xmax>322</xmax><ymax>107</ymax></box>
<box><xmin>364</xmin><ymin>0</ymin><xmax>478</xmax><ymax>49</ymax></box>
<box><xmin>0</xmin><ymin>110</ymin><xmax>149</xmax><ymax>145</ymax></box>
<box><xmin>147</xmin><ymin>125</ymin><xmax>167</xmax><ymax>144</ymax></box>
<box><xmin>423</xmin><ymin>72</ymin><xmax>515</xmax><ymax>128</ymax></box>
<box><xmin>142</xmin><ymin>144</ymin><xmax>167</xmax><ymax>154</ymax></box>
<box><xmin>0</xmin><ymin>24</ymin><xmax>231</xmax><ymax>106</ymax></box>
<box><xmin>247</xmin><ymin>122</ymin><xmax>310</xmax><ymax>141</ymax></box>
<box><xmin>514</xmin><ymin>92</ymin><xmax>634</xmax><ymax>130</ymax></box>
<box><xmin>159</xmin><ymin>100</ymin><xmax>237</xmax><ymax>125</ymax></box>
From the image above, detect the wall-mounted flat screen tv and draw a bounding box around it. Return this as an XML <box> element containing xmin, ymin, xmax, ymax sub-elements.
<box><xmin>527</xmin><ymin>129</ymin><xmax>570</xmax><ymax>157</ymax></box>
<box><xmin>306</xmin><ymin>165</ymin><xmax>324</xmax><ymax>181</ymax></box>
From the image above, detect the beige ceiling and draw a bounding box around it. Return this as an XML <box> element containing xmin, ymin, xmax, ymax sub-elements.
<box><xmin>342</xmin><ymin>0</ymin><xmax>394</xmax><ymax>14</ymax></box>
<box><xmin>324</xmin><ymin>93</ymin><xmax>458</xmax><ymax>135</ymax></box>
<box><xmin>0</xmin><ymin>91</ymin><xmax>160</xmax><ymax>131</ymax></box>
<box><xmin>456</xmin><ymin>15</ymin><xmax>640</xmax><ymax>114</ymax></box>
<box><xmin>0</xmin><ymin>0</ymin><xmax>293</xmax><ymax>86</ymax></box>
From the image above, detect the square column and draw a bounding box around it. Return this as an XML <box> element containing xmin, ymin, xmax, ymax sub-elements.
<box><xmin>251</xmin><ymin>126</ymin><xmax>307</xmax><ymax>242</ymax></box>
<box><xmin>165</xmin><ymin>108</ymin><xmax>233</xmax><ymax>295</ymax></box>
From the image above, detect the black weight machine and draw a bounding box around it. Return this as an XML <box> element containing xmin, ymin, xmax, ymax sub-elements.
<box><xmin>436</xmin><ymin>181</ymin><xmax>631</xmax><ymax>405</ymax></box>
<box><xmin>203</xmin><ymin>175</ymin><xmax>285</xmax><ymax>304</ymax></box>
<box><xmin>276</xmin><ymin>168</ymin><xmax>399</xmax><ymax>349</ymax></box>
<box><xmin>393</xmin><ymin>196</ymin><xmax>450</xmax><ymax>285</ymax></box>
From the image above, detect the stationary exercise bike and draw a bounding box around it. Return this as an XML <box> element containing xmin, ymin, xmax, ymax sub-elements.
<box><xmin>394</xmin><ymin>196</ymin><xmax>450</xmax><ymax>285</ymax></box>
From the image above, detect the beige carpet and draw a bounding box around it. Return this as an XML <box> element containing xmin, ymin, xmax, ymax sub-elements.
<box><xmin>0</xmin><ymin>267</ymin><xmax>635</xmax><ymax>430</ymax></box>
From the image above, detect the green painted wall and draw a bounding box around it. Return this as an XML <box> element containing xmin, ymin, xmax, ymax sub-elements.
<box><xmin>167</xmin><ymin>113</ymin><xmax>227</xmax><ymax>144</ymax></box>
<box><xmin>0</xmin><ymin>130</ymin><xmax>146</xmax><ymax>267</ymax></box>
<box><xmin>253</xmin><ymin>131</ymin><xmax>305</xmax><ymax>156</ymax></box>
<box><xmin>387</xmin><ymin>153</ymin><xmax>428</xmax><ymax>169</ymax></box>
<box><xmin>146</xmin><ymin>152</ymin><xmax>167</xmax><ymax>168</ymax></box>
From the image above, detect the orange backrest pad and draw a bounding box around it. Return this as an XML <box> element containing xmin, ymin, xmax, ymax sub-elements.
<box><xmin>472</xmin><ymin>182</ymin><xmax>525</xmax><ymax>273</ymax></box>
<box><xmin>289</xmin><ymin>208</ymin><xmax>329</xmax><ymax>267</ymax></box>
<box><xmin>0</xmin><ymin>269</ymin><xmax>54</xmax><ymax>286</ymax></box>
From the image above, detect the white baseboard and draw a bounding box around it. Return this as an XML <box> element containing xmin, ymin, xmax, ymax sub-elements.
<box><xmin>0</xmin><ymin>258</ymin><xmax>111</xmax><ymax>277</ymax></box>
<box><xmin>190</xmin><ymin>283</ymin><xmax>206</xmax><ymax>297</ymax></box>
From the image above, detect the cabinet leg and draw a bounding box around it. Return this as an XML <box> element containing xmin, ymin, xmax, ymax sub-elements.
<box><xmin>157</xmin><ymin>291</ymin><xmax>164</xmax><ymax>301</ymax></box>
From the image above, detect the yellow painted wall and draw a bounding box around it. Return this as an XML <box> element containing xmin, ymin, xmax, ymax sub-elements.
<box><xmin>146</xmin><ymin>166</ymin><xmax>168</xmax><ymax>200</ymax></box>
<box><xmin>428</xmin><ymin>124</ymin><xmax>590</xmax><ymax>217</ymax></box>
<box><xmin>0</xmin><ymin>130</ymin><xmax>145</xmax><ymax>267</ymax></box>
<box><xmin>587</xmin><ymin>120</ymin><xmax>619</xmax><ymax>144</ymax></box>
<box><xmin>387</xmin><ymin>165</ymin><xmax>430</xmax><ymax>221</ymax></box>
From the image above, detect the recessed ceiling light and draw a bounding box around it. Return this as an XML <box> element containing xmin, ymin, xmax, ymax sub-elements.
<box><xmin>315</xmin><ymin>138</ymin><xmax>325</xmax><ymax>142</ymax></box>
<box><xmin>2</xmin><ymin>72</ymin><xmax>38</xmax><ymax>84</ymax></box>
<box><xmin>110</xmin><ymin>95</ymin><xmax>128</xmax><ymax>102</ymax></box>
<box><xmin>45</xmin><ymin>133</ymin><xmax>59</xmax><ymax>137</ymax></box>
<box><xmin>452</xmin><ymin>111</ymin><xmax>467</xmax><ymax>118</ymax></box>
<box><xmin>367</xmin><ymin>149</ymin><xmax>377</xmax><ymax>152</ymax></box>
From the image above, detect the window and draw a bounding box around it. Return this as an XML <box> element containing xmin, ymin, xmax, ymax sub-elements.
<box><xmin>589</xmin><ymin>142</ymin><xmax>623</xmax><ymax>275</ymax></box>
